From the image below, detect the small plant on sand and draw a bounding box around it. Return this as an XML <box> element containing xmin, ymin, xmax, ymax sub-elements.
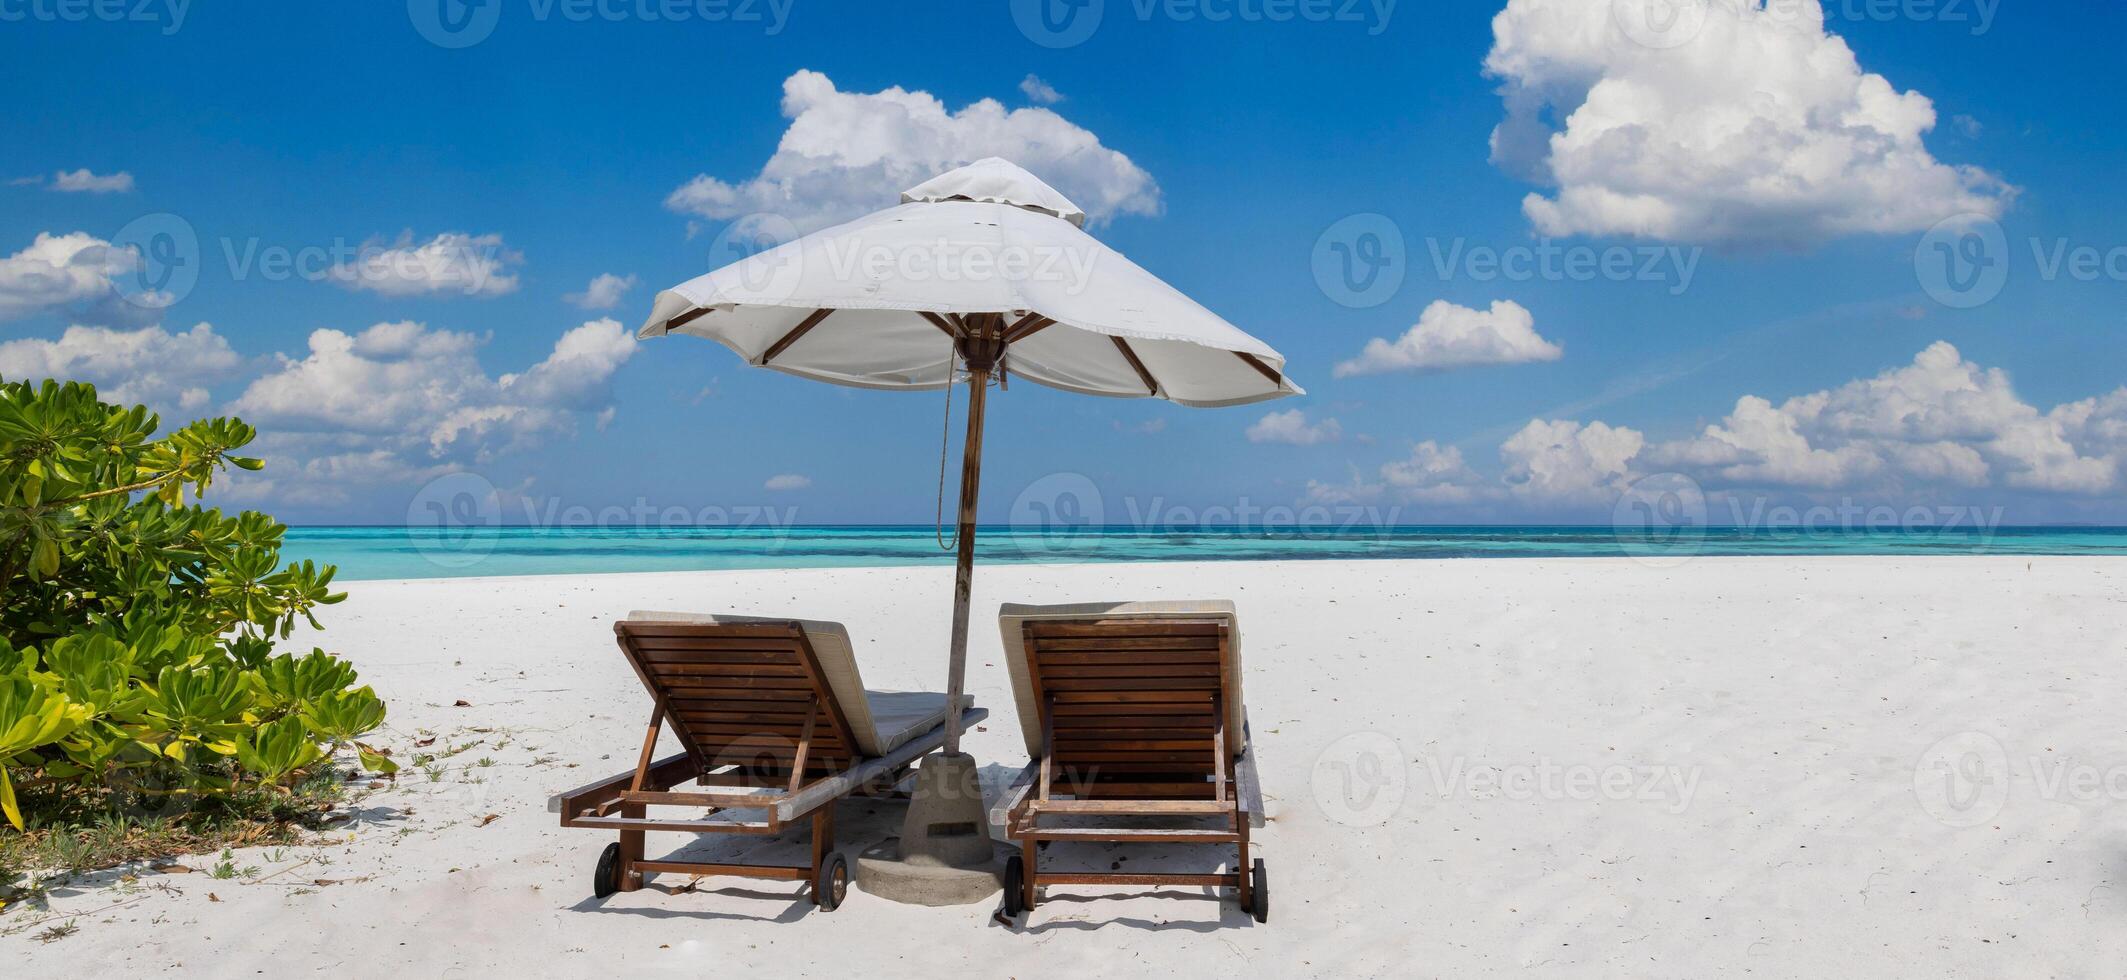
<box><xmin>0</xmin><ymin>379</ymin><xmax>393</xmax><ymax>861</ymax></box>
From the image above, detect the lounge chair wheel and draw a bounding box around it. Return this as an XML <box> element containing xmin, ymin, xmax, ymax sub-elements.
<box><xmin>816</xmin><ymin>852</ymin><xmax>850</xmax><ymax>911</ymax></box>
<box><xmin>1248</xmin><ymin>858</ymin><xmax>1268</xmax><ymax>923</ymax></box>
<box><xmin>1001</xmin><ymin>855</ymin><xmax>1026</xmax><ymax>918</ymax></box>
<box><xmin>593</xmin><ymin>842</ymin><xmax>623</xmax><ymax>898</ymax></box>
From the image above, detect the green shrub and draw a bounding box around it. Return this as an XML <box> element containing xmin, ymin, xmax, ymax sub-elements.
<box><xmin>0</xmin><ymin>378</ymin><xmax>386</xmax><ymax>831</ymax></box>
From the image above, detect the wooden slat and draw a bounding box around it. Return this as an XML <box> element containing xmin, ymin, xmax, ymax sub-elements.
<box><xmin>1036</xmin><ymin>663</ymin><xmax>1219</xmax><ymax>678</ymax></box>
<box><xmin>1054</xmin><ymin>781</ymin><xmax>1216</xmax><ymax>799</ymax></box>
<box><xmin>664</xmin><ymin>705</ymin><xmax>812</xmax><ymax>720</ymax></box>
<box><xmin>1033</xmin><ymin>872</ymin><xmax>1236</xmax><ymax>887</ymax></box>
<box><xmin>1041</xmin><ymin>677</ymin><xmax>1220</xmax><ymax>692</ymax></box>
<box><xmin>759</xmin><ymin>308</ymin><xmax>835</xmax><ymax>365</ymax></box>
<box><xmin>634</xmin><ymin>649</ymin><xmax>803</xmax><ymax>666</ymax></box>
<box><xmin>1234</xmin><ymin>350</ymin><xmax>1282</xmax><ymax>386</ymax></box>
<box><xmin>1028</xmin><ymin>621</ymin><xmax>1223</xmax><ymax>638</ymax></box>
<box><xmin>650</xmin><ymin>684</ymin><xmax>808</xmax><ymax>697</ymax></box>
<box><xmin>919</xmin><ymin>310</ymin><xmax>958</xmax><ymax>338</ymax></box>
<box><xmin>1031</xmin><ymin>799</ymin><xmax>1230</xmax><ymax>816</ymax></box>
<box><xmin>1034</xmin><ymin>637</ymin><xmax>1221</xmax><ymax>653</ymax></box>
<box><xmin>1109</xmin><ymin>336</ymin><xmax>1159</xmax><ymax>396</ymax></box>
<box><xmin>1051</xmin><ymin>761</ymin><xmax>1217</xmax><ymax>774</ymax></box>
<box><xmin>1049</xmin><ymin>701</ymin><xmax>1212</xmax><ymax>716</ymax></box>
<box><xmin>627</xmin><ymin>637</ymin><xmax>803</xmax><ymax>653</ymax></box>
<box><xmin>620</xmin><ymin>623</ymin><xmax>803</xmax><ymax>639</ymax></box>
<box><xmin>1023</xmin><ymin>827</ymin><xmax>1239</xmax><ymax>843</ymax></box>
<box><xmin>1055</xmin><ymin>729</ymin><xmax>1210</xmax><ymax>742</ymax></box>
<box><xmin>641</xmin><ymin>657</ymin><xmax>804</xmax><ymax>673</ymax></box>
<box><xmin>1053</xmin><ymin>716</ymin><xmax>1212</xmax><ymax>728</ymax></box>
<box><xmin>1054</xmin><ymin>750</ymin><xmax>1218</xmax><ymax>764</ymax></box>
<box><xmin>662</xmin><ymin>306</ymin><xmax>712</xmax><ymax>332</ymax></box>
<box><xmin>645</xmin><ymin>673</ymin><xmax>813</xmax><ymax>690</ymax></box>
<box><xmin>1003</xmin><ymin>313</ymin><xmax>1055</xmax><ymax>345</ymax></box>
<box><xmin>1051</xmin><ymin>738</ymin><xmax>1212</xmax><ymax>751</ymax></box>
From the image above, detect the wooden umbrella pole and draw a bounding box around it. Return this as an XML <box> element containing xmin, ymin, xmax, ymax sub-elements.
<box><xmin>943</xmin><ymin>316</ymin><xmax>1004</xmax><ymax>754</ymax></box>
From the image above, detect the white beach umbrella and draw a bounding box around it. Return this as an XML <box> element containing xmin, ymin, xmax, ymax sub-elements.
<box><xmin>640</xmin><ymin>158</ymin><xmax>1301</xmax><ymax>757</ymax></box>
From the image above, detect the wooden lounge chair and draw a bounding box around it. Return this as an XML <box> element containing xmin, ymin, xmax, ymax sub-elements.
<box><xmin>548</xmin><ymin>612</ymin><xmax>982</xmax><ymax>911</ymax></box>
<box><xmin>989</xmin><ymin>600</ymin><xmax>1268</xmax><ymax>923</ymax></box>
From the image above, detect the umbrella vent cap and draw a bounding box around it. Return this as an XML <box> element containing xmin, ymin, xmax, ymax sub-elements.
<box><xmin>900</xmin><ymin>158</ymin><xmax>1086</xmax><ymax>227</ymax></box>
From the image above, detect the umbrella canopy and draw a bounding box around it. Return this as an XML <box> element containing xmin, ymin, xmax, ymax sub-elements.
<box><xmin>641</xmin><ymin>158</ymin><xmax>1299</xmax><ymax>767</ymax></box>
<box><xmin>639</xmin><ymin>158</ymin><xmax>1303</xmax><ymax>407</ymax></box>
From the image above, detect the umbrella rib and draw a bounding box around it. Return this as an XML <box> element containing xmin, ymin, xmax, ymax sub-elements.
<box><xmin>1109</xmin><ymin>336</ymin><xmax>1160</xmax><ymax>397</ymax></box>
<box><xmin>1003</xmin><ymin>313</ymin><xmax>1055</xmax><ymax>345</ymax></box>
<box><xmin>918</xmin><ymin>311</ymin><xmax>960</xmax><ymax>339</ymax></box>
<box><xmin>1234</xmin><ymin>351</ymin><xmax>1283</xmax><ymax>387</ymax></box>
<box><xmin>664</xmin><ymin>306</ymin><xmax>713</xmax><ymax>332</ymax></box>
<box><xmin>759</xmin><ymin>308</ymin><xmax>835</xmax><ymax>365</ymax></box>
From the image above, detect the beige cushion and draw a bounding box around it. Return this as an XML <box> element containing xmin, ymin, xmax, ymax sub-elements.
<box><xmin>996</xmin><ymin>599</ymin><xmax>1245</xmax><ymax>758</ymax></box>
<box><xmin>625</xmin><ymin>611</ymin><xmax>967</xmax><ymax>757</ymax></box>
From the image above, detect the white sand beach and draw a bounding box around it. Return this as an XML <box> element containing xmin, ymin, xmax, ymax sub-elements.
<box><xmin>9</xmin><ymin>556</ymin><xmax>2127</xmax><ymax>977</ymax></box>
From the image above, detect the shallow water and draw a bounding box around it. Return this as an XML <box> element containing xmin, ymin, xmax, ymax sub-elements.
<box><xmin>282</xmin><ymin>524</ymin><xmax>2127</xmax><ymax>580</ymax></box>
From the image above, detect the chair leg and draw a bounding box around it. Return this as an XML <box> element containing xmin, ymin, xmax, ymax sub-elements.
<box><xmin>1235</xmin><ymin>822</ymin><xmax>1253</xmax><ymax>910</ymax></box>
<box><xmin>617</xmin><ymin>802</ymin><xmax>646</xmax><ymax>893</ymax></box>
<box><xmin>1020</xmin><ymin>839</ymin><xmax>1039</xmax><ymax>911</ymax></box>
<box><xmin>811</xmin><ymin>807</ymin><xmax>835</xmax><ymax>880</ymax></box>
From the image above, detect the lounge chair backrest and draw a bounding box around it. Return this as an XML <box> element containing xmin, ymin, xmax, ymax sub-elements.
<box><xmin>615</xmin><ymin>613</ymin><xmax>876</xmax><ymax>771</ymax></box>
<box><xmin>997</xmin><ymin>600</ymin><xmax>1245</xmax><ymax>762</ymax></box>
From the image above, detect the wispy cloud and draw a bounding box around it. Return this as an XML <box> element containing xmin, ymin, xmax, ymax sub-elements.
<box><xmin>50</xmin><ymin>169</ymin><xmax>136</xmax><ymax>194</ymax></box>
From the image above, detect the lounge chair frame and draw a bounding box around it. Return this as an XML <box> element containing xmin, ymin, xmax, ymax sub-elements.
<box><xmin>990</xmin><ymin>615</ymin><xmax>1267</xmax><ymax>920</ymax></box>
<box><xmin>548</xmin><ymin>619</ymin><xmax>986</xmax><ymax>905</ymax></box>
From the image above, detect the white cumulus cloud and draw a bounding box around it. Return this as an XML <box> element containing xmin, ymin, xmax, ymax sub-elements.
<box><xmin>1501</xmin><ymin>418</ymin><xmax>1646</xmax><ymax>504</ymax></box>
<box><xmin>664</xmin><ymin>70</ymin><xmax>1159</xmax><ymax>233</ymax></box>
<box><xmin>1335</xmin><ymin>299</ymin><xmax>1563</xmax><ymax>378</ymax></box>
<box><xmin>1647</xmin><ymin>341</ymin><xmax>2118</xmax><ymax>494</ymax></box>
<box><xmin>564</xmin><ymin>272</ymin><xmax>636</xmax><ymax>310</ymax></box>
<box><xmin>50</xmin><ymin>169</ymin><xmax>135</xmax><ymax>193</ymax></box>
<box><xmin>1019</xmin><ymin>74</ymin><xmax>1064</xmax><ymax>104</ymax></box>
<box><xmin>1485</xmin><ymin>0</ymin><xmax>2013</xmax><ymax>246</ymax></box>
<box><xmin>0</xmin><ymin>322</ymin><xmax>239</xmax><ymax>413</ymax></box>
<box><xmin>327</xmin><ymin>231</ymin><xmax>522</xmax><ymax>298</ymax></box>
<box><xmin>225</xmin><ymin>318</ymin><xmax>637</xmax><ymax>504</ymax></box>
<box><xmin>1247</xmin><ymin>408</ymin><xmax>1342</xmax><ymax>446</ymax></box>
<box><xmin>1308</xmin><ymin>341</ymin><xmax>2127</xmax><ymax>517</ymax></box>
<box><xmin>764</xmin><ymin>473</ymin><xmax>812</xmax><ymax>491</ymax></box>
<box><xmin>0</xmin><ymin>231</ymin><xmax>140</xmax><ymax>323</ymax></box>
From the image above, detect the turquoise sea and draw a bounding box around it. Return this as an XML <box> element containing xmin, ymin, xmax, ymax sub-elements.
<box><xmin>283</xmin><ymin>525</ymin><xmax>2127</xmax><ymax>581</ymax></box>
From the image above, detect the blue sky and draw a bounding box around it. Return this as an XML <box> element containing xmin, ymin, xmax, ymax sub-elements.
<box><xmin>2</xmin><ymin>1</ymin><xmax>2123</xmax><ymax>527</ymax></box>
